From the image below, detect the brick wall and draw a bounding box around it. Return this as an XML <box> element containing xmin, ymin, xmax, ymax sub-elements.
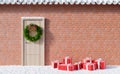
<box><xmin>0</xmin><ymin>5</ymin><xmax>120</xmax><ymax>65</ymax></box>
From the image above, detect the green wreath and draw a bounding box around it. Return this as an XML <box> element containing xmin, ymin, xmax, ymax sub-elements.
<box><xmin>24</xmin><ymin>23</ymin><xmax>43</xmax><ymax>42</ymax></box>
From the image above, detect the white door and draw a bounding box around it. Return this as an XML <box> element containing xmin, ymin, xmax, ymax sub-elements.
<box><xmin>21</xmin><ymin>17</ymin><xmax>45</xmax><ymax>66</ymax></box>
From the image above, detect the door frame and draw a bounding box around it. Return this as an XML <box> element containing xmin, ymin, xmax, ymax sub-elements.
<box><xmin>21</xmin><ymin>17</ymin><xmax>45</xmax><ymax>66</ymax></box>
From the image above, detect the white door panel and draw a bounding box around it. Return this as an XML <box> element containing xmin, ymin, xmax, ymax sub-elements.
<box><xmin>22</xmin><ymin>17</ymin><xmax>45</xmax><ymax>66</ymax></box>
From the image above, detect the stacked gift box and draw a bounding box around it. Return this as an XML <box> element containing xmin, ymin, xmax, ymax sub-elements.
<box><xmin>51</xmin><ymin>56</ymin><xmax>106</xmax><ymax>71</ymax></box>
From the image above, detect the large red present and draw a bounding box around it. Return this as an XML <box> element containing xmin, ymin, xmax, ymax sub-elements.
<box><xmin>51</xmin><ymin>60</ymin><xmax>59</xmax><ymax>68</ymax></box>
<box><xmin>63</xmin><ymin>56</ymin><xmax>72</xmax><ymax>64</ymax></box>
<box><xmin>95</xmin><ymin>58</ymin><xmax>106</xmax><ymax>69</ymax></box>
<box><xmin>58</xmin><ymin>64</ymin><xmax>74</xmax><ymax>71</ymax></box>
<box><xmin>83</xmin><ymin>63</ymin><xmax>96</xmax><ymax>71</ymax></box>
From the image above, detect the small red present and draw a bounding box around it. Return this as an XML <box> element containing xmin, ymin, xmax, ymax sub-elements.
<box><xmin>51</xmin><ymin>60</ymin><xmax>59</xmax><ymax>68</ymax></box>
<box><xmin>73</xmin><ymin>62</ymin><xmax>83</xmax><ymax>70</ymax></box>
<box><xmin>100</xmin><ymin>61</ymin><xmax>106</xmax><ymax>69</ymax></box>
<box><xmin>93</xmin><ymin>62</ymin><xmax>98</xmax><ymax>70</ymax></box>
<box><xmin>73</xmin><ymin>63</ymin><xmax>79</xmax><ymax>70</ymax></box>
<box><xmin>83</xmin><ymin>63</ymin><xmax>96</xmax><ymax>71</ymax></box>
<box><xmin>63</xmin><ymin>56</ymin><xmax>72</xmax><ymax>64</ymax></box>
<box><xmin>78</xmin><ymin>62</ymin><xmax>84</xmax><ymax>69</ymax></box>
<box><xmin>95</xmin><ymin>58</ymin><xmax>106</xmax><ymax>69</ymax></box>
<box><xmin>58</xmin><ymin>64</ymin><xmax>74</xmax><ymax>71</ymax></box>
<box><xmin>82</xmin><ymin>57</ymin><xmax>92</xmax><ymax>63</ymax></box>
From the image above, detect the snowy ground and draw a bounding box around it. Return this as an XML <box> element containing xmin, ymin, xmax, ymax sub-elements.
<box><xmin>0</xmin><ymin>65</ymin><xmax>119</xmax><ymax>74</ymax></box>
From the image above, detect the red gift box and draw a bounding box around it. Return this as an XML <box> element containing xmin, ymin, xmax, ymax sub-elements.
<box><xmin>58</xmin><ymin>64</ymin><xmax>74</xmax><ymax>71</ymax></box>
<box><xmin>63</xmin><ymin>56</ymin><xmax>72</xmax><ymax>64</ymax></box>
<box><xmin>73</xmin><ymin>63</ymin><xmax>79</xmax><ymax>70</ymax></box>
<box><xmin>67</xmin><ymin>64</ymin><xmax>74</xmax><ymax>71</ymax></box>
<box><xmin>83</xmin><ymin>63</ymin><xmax>96</xmax><ymax>71</ymax></box>
<box><xmin>51</xmin><ymin>60</ymin><xmax>59</xmax><ymax>68</ymax></box>
<box><xmin>93</xmin><ymin>62</ymin><xmax>98</xmax><ymax>70</ymax></box>
<box><xmin>100</xmin><ymin>61</ymin><xmax>106</xmax><ymax>69</ymax></box>
<box><xmin>95</xmin><ymin>58</ymin><xmax>106</xmax><ymax>69</ymax></box>
<box><xmin>79</xmin><ymin>62</ymin><xmax>84</xmax><ymax>69</ymax></box>
<box><xmin>73</xmin><ymin>62</ymin><xmax>83</xmax><ymax>70</ymax></box>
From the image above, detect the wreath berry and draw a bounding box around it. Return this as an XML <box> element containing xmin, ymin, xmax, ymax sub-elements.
<box><xmin>24</xmin><ymin>23</ymin><xmax>43</xmax><ymax>42</ymax></box>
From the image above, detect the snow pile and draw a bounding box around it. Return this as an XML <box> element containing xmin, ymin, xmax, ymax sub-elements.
<box><xmin>0</xmin><ymin>65</ymin><xmax>119</xmax><ymax>74</ymax></box>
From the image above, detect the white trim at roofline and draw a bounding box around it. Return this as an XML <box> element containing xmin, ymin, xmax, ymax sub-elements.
<box><xmin>0</xmin><ymin>0</ymin><xmax>120</xmax><ymax>5</ymax></box>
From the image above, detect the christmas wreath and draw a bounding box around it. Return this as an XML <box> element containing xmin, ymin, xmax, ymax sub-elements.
<box><xmin>24</xmin><ymin>23</ymin><xmax>43</xmax><ymax>42</ymax></box>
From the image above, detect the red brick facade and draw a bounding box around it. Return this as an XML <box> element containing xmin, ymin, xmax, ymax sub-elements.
<box><xmin>0</xmin><ymin>5</ymin><xmax>120</xmax><ymax>65</ymax></box>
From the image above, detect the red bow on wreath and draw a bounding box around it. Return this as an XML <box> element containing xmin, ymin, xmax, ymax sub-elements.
<box><xmin>28</xmin><ymin>24</ymin><xmax>37</xmax><ymax>32</ymax></box>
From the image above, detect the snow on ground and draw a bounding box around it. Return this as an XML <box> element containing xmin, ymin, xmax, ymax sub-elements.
<box><xmin>0</xmin><ymin>65</ymin><xmax>119</xmax><ymax>74</ymax></box>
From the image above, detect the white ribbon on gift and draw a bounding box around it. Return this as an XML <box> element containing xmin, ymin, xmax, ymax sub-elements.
<box><xmin>92</xmin><ymin>63</ymin><xmax>95</xmax><ymax>70</ymax></box>
<box><xmin>86</xmin><ymin>63</ymin><xmax>90</xmax><ymax>70</ymax></box>
<box><xmin>89</xmin><ymin>57</ymin><xmax>92</xmax><ymax>63</ymax></box>
<box><xmin>67</xmin><ymin>64</ymin><xmax>71</xmax><ymax>71</ymax></box>
<box><xmin>96</xmin><ymin>58</ymin><xmax>102</xmax><ymax>69</ymax></box>
<box><xmin>78</xmin><ymin>62</ymin><xmax>81</xmax><ymax>70</ymax></box>
<box><xmin>67</xmin><ymin>64</ymin><xmax>74</xmax><ymax>71</ymax></box>
<box><xmin>65</xmin><ymin>56</ymin><xmax>70</xmax><ymax>64</ymax></box>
